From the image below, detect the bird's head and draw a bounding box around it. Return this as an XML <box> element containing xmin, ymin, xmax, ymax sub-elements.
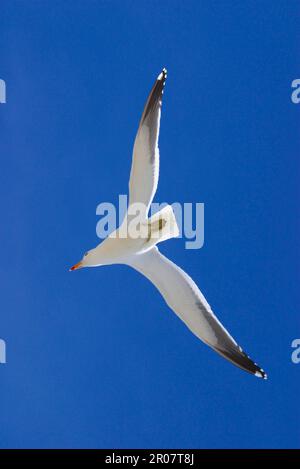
<box><xmin>69</xmin><ymin>237</ymin><xmax>119</xmax><ymax>271</ymax></box>
<box><xmin>69</xmin><ymin>248</ymin><xmax>100</xmax><ymax>271</ymax></box>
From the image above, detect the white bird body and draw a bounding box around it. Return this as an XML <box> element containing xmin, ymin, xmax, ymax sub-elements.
<box><xmin>86</xmin><ymin>204</ymin><xmax>179</xmax><ymax>265</ymax></box>
<box><xmin>70</xmin><ymin>69</ymin><xmax>267</xmax><ymax>379</ymax></box>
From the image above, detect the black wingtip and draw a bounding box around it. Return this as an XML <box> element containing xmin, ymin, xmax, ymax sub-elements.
<box><xmin>255</xmin><ymin>368</ymin><xmax>268</xmax><ymax>380</ymax></box>
<box><xmin>214</xmin><ymin>344</ymin><xmax>268</xmax><ymax>380</ymax></box>
<box><xmin>157</xmin><ymin>68</ymin><xmax>167</xmax><ymax>82</ymax></box>
<box><xmin>140</xmin><ymin>69</ymin><xmax>167</xmax><ymax>124</ymax></box>
<box><xmin>245</xmin><ymin>354</ymin><xmax>267</xmax><ymax>380</ymax></box>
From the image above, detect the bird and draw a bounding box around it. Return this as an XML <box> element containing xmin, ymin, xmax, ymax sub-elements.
<box><xmin>70</xmin><ymin>68</ymin><xmax>267</xmax><ymax>379</ymax></box>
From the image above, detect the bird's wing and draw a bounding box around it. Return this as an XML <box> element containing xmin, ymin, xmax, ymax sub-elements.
<box><xmin>128</xmin><ymin>69</ymin><xmax>167</xmax><ymax>218</ymax></box>
<box><xmin>128</xmin><ymin>247</ymin><xmax>266</xmax><ymax>379</ymax></box>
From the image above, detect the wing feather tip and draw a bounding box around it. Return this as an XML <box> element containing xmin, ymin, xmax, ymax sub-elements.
<box><xmin>157</xmin><ymin>68</ymin><xmax>167</xmax><ymax>82</ymax></box>
<box><xmin>255</xmin><ymin>369</ymin><xmax>268</xmax><ymax>380</ymax></box>
<box><xmin>214</xmin><ymin>344</ymin><xmax>267</xmax><ymax>380</ymax></box>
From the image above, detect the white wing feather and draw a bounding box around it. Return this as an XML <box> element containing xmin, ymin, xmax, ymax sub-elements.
<box><xmin>128</xmin><ymin>247</ymin><xmax>266</xmax><ymax>379</ymax></box>
<box><xmin>128</xmin><ymin>69</ymin><xmax>167</xmax><ymax>218</ymax></box>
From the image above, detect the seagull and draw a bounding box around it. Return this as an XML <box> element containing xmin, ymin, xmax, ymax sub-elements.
<box><xmin>70</xmin><ymin>69</ymin><xmax>267</xmax><ymax>379</ymax></box>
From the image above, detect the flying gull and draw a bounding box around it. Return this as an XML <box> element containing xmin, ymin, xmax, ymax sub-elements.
<box><xmin>70</xmin><ymin>69</ymin><xmax>267</xmax><ymax>379</ymax></box>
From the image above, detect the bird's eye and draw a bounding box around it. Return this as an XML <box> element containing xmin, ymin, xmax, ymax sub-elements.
<box><xmin>84</xmin><ymin>252</ymin><xmax>88</xmax><ymax>257</ymax></box>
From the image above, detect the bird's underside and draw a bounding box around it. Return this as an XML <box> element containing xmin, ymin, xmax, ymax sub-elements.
<box><xmin>71</xmin><ymin>68</ymin><xmax>267</xmax><ymax>379</ymax></box>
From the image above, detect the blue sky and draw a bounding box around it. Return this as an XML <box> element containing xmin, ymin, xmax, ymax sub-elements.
<box><xmin>0</xmin><ymin>1</ymin><xmax>299</xmax><ymax>448</ymax></box>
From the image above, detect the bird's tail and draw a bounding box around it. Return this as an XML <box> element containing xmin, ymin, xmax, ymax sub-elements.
<box><xmin>146</xmin><ymin>205</ymin><xmax>179</xmax><ymax>245</ymax></box>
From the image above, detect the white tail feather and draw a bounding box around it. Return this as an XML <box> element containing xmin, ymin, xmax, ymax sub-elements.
<box><xmin>146</xmin><ymin>205</ymin><xmax>179</xmax><ymax>245</ymax></box>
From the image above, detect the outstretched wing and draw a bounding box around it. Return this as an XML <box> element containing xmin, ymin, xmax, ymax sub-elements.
<box><xmin>128</xmin><ymin>69</ymin><xmax>167</xmax><ymax>218</ymax></box>
<box><xmin>128</xmin><ymin>247</ymin><xmax>267</xmax><ymax>379</ymax></box>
